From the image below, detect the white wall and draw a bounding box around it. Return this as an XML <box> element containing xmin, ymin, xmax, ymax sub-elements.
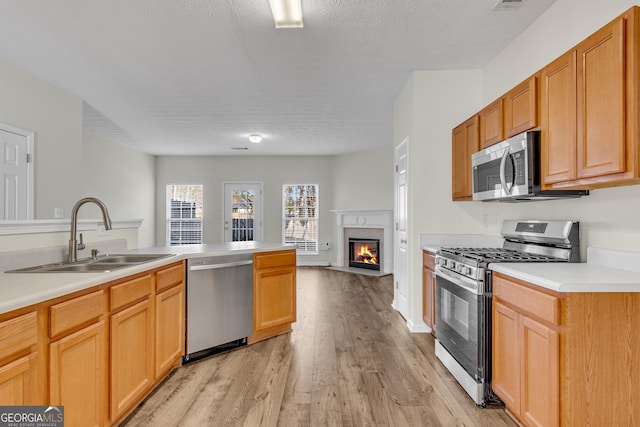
<box><xmin>0</xmin><ymin>60</ymin><xmax>154</xmax><ymax>251</ymax></box>
<box><xmin>393</xmin><ymin>69</ymin><xmax>484</xmax><ymax>329</ymax></box>
<box><xmin>394</xmin><ymin>0</ymin><xmax>640</xmax><ymax>330</ymax></box>
<box><xmin>155</xmin><ymin>156</ymin><xmax>337</xmax><ymax>264</ymax></box>
<box><xmin>332</xmin><ymin>147</ymin><xmax>394</xmax><ymax>211</ymax></box>
<box><xmin>82</xmin><ymin>132</ymin><xmax>156</xmax><ymax>248</ymax></box>
<box><xmin>479</xmin><ymin>0</ymin><xmax>640</xmax><ymax>257</ymax></box>
<box><xmin>0</xmin><ymin>59</ymin><xmax>83</xmax><ymax>218</ymax></box>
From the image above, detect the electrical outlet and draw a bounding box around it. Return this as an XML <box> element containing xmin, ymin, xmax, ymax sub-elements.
<box><xmin>54</xmin><ymin>207</ymin><xmax>64</xmax><ymax>218</ymax></box>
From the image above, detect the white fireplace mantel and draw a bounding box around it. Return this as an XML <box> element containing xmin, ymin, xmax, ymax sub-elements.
<box><xmin>331</xmin><ymin>210</ymin><xmax>393</xmax><ymax>273</ymax></box>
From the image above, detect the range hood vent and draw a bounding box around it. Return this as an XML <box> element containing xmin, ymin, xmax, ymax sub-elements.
<box><xmin>492</xmin><ymin>0</ymin><xmax>526</xmax><ymax>11</ymax></box>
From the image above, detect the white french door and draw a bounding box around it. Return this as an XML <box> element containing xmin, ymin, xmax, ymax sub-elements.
<box><xmin>0</xmin><ymin>124</ymin><xmax>34</xmax><ymax>220</ymax></box>
<box><xmin>223</xmin><ymin>182</ymin><xmax>263</xmax><ymax>242</ymax></box>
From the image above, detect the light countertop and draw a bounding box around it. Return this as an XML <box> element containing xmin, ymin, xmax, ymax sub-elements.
<box><xmin>0</xmin><ymin>242</ymin><xmax>292</xmax><ymax>315</ymax></box>
<box><xmin>490</xmin><ymin>247</ymin><xmax>640</xmax><ymax>293</ymax></box>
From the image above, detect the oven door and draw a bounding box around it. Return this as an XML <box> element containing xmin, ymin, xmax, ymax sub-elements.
<box><xmin>435</xmin><ymin>267</ymin><xmax>482</xmax><ymax>380</ymax></box>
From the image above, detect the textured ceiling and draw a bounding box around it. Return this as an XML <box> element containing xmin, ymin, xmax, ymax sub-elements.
<box><xmin>0</xmin><ymin>0</ymin><xmax>557</xmax><ymax>156</ymax></box>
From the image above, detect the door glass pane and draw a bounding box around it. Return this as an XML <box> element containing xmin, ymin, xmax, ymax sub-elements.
<box><xmin>441</xmin><ymin>288</ymin><xmax>470</xmax><ymax>340</ymax></box>
<box><xmin>231</xmin><ymin>189</ymin><xmax>255</xmax><ymax>241</ymax></box>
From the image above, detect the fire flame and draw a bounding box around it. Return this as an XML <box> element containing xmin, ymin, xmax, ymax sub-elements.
<box><xmin>356</xmin><ymin>244</ymin><xmax>378</xmax><ymax>264</ymax></box>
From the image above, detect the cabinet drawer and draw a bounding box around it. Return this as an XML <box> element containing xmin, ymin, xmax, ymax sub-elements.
<box><xmin>423</xmin><ymin>251</ymin><xmax>436</xmax><ymax>270</ymax></box>
<box><xmin>0</xmin><ymin>311</ymin><xmax>37</xmax><ymax>361</ymax></box>
<box><xmin>493</xmin><ymin>274</ymin><xmax>561</xmax><ymax>325</ymax></box>
<box><xmin>156</xmin><ymin>263</ymin><xmax>184</xmax><ymax>292</ymax></box>
<box><xmin>50</xmin><ymin>290</ymin><xmax>105</xmax><ymax>337</ymax></box>
<box><xmin>110</xmin><ymin>275</ymin><xmax>152</xmax><ymax>311</ymax></box>
<box><xmin>255</xmin><ymin>250</ymin><xmax>296</xmax><ymax>270</ymax></box>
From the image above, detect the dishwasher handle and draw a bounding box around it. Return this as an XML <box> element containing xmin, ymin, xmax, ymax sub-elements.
<box><xmin>189</xmin><ymin>259</ymin><xmax>253</xmax><ymax>271</ymax></box>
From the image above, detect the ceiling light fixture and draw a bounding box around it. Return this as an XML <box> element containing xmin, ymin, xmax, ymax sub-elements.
<box><xmin>248</xmin><ymin>133</ymin><xmax>263</xmax><ymax>143</ymax></box>
<box><xmin>268</xmin><ymin>0</ymin><xmax>304</xmax><ymax>29</ymax></box>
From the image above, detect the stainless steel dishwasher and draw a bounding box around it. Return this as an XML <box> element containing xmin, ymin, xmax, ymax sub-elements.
<box><xmin>185</xmin><ymin>253</ymin><xmax>254</xmax><ymax>362</ymax></box>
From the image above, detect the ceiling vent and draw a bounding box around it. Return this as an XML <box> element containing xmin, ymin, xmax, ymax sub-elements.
<box><xmin>231</xmin><ymin>147</ymin><xmax>249</xmax><ymax>151</ymax></box>
<box><xmin>492</xmin><ymin>0</ymin><xmax>526</xmax><ymax>11</ymax></box>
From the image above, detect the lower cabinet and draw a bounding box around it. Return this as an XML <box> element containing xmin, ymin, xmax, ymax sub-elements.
<box><xmin>492</xmin><ymin>272</ymin><xmax>640</xmax><ymax>426</ymax></box>
<box><xmin>422</xmin><ymin>251</ymin><xmax>436</xmax><ymax>334</ymax></box>
<box><xmin>250</xmin><ymin>249</ymin><xmax>297</xmax><ymax>343</ymax></box>
<box><xmin>493</xmin><ymin>300</ymin><xmax>559</xmax><ymax>427</ymax></box>
<box><xmin>109</xmin><ymin>277</ymin><xmax>154</xmax><ymax>422</ymax></box>
<box><xmin>50</xmin><ymin>321</ymin><xmax>107</xmax><ymax>427</ymax></box>
<box><xmin>0</xmin><ymin>311</ymin><xmax>40</xmax><ymax>405</ymax></box>
<box><xmin>155</xmin><ymin>273</ymin><xmax>185</xmax><ymax>378</ymax></box>
<box><xmin>49</xmin><ymin>289</ymin><xmax>107</xmax><ymax>427</ymax></box>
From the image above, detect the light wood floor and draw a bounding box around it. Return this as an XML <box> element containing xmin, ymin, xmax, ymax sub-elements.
<box><xmin>123</xmin><ymin>267</ymin><xmax>516</xmax><ymax>426</ymax></box>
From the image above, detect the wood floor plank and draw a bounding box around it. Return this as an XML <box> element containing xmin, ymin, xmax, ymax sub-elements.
<box><xmin>123</xmin><ymin>267</ymin><xmax>517</xmax><ymax>427</ymax></box>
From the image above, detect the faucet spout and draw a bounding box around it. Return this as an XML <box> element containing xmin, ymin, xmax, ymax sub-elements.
<box><xmin>68</xmin><ymin>197</ymin><xmax>113</xmax><ymax>262</ymax></box>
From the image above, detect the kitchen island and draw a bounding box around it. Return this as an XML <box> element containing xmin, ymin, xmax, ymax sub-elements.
<box><xmin>0</xmin><ymin>241</ymin><xmax>295</xmax><ymax>427</ymax></box>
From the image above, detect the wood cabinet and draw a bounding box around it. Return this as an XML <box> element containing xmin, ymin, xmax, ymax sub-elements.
<box><xmin>504</xmin><ymin>75</ymin><xmax>538</xmax><ymax>138</ymax></box>
<box><xmin>250</xmin><ymin>249</ymin><xmax>296</xmax><ymax>343</ymax></box>
<box><xmin>49</xmin><ymin>290</ymin><xmax>106</xmax><ymax>427</ymax></box>
<box><xmin>492</xmin><ymin>275</ymin><xmax>560</xmax><ymax>427</ymax></box>
<box><xmin>155</xmin><ymin>263</ymin><xmax>185</xmax><ymax>378</ymax></box>
<box><xmin>421</xmin><ymin>251</ymin><xmax>436</xmax><ymax>335</ymax></box>
<box><xmin>0</xmin><ymin>260</ymin><xmax>187</xmax><ymax>426</ymax></box>
<box><xmin>492</xmin><ymin>272</ymin><xmax>640</xmax><ymax>426</ymax></box>
<box><xmin>479</xmin><ymin>99</ymin><xmax>504</xmax><ymax>148</ymax></box>
<box><xmin>452</xmin><ymin>115</ymin><xmax>479</xmax><ymax>201</ymax></box>
<box><xmin>0</xmin><ymin>311</ymin><xmax>40</xmax><ymax>405</ymax></box>
<box><xmin>541</xmin><ymin>7</ymin><xmax>640</xmax><ymax>189</ymax></box>
<box><xmin>109</xmin><ymin>275</ymin><xmax>154</xmax><ymax>422</ymax></box>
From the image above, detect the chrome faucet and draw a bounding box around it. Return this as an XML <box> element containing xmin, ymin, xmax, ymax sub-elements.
<box><xmin>68</xmin><ymin>197</ymin><xmax>113</xmax><ymax>262</ymax></box>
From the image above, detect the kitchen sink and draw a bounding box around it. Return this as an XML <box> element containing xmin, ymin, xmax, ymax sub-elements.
<box><xmin>5</xmin><ymin>253</ymin><xmax>174</xmax><ymax>273</ymax></box>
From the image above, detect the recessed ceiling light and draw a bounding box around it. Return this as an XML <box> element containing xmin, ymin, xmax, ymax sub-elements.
<box><xmin>248</xmin><ymin>133</ymin><xmax>263</xmax><ymax>143</ymax></box>
<box><xmin>269</xmin><ymin>0</ymin><xmax>303</xmax><ymax>28</ymax></box>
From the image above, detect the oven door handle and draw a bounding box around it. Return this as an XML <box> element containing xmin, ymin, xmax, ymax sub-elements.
<box><xmin>435</xmin><ymin>266</ymin><xmax>481</xmax><ymax>295</ymax></box>
<box><xmin>499</xmin><ymin>149</ymin><xmax>514</xmax><ymax>195</ymax></box>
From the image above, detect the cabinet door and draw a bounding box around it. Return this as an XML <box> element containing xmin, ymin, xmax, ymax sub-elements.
<box><xmin>156</xmin><ymin>284</ymin><xmax>185</xmax><ymax>378</ymax></box>
<box><xmin>110</xmin><ymin>298</ymin><xmax>153</xmax><ymax>420</ymax></box>
<box><xmin>423</xmin><ymin>267</ymin><xmax>436</xmax><ymax>332</ymax></box>
<box><xmin>541</xmin><ymin>50</ymin><xmax>578</xmax><ymax>185</ymax></box>
<box><xmin>479</xmin><ymin>99</ymin><xmax>504</xmax><ymax>148</ymax></box>
<box><xmin>576</xmin><ymin>16</ymin><xmax>626</xmax><ymax>179</ymax></box>
<box><xmin>504</xmin><ymin>75</ymin><xmax>538</xmax><ymax>137</ymax></box>
<box><xmin>452</xmin><ymin>115</ymin><xmax>479</xmax><ymax>200</ymax></box>
<box><xmin>520</xmin><ymin>316</ymin><xmax>559</xmax><ymax>427</ymax></box>
<box><xmin>254</xmin><ymin>267</ymin><xmax>296</xmax><ymax>333</ymax></box>
<box><xmin>50</xmin><ymin>321</ymin><xmax>106</xmax><ymax>427</ymax></box>
<box><xmin>0</xmin><ymin>353</ymin><xmax>38</xmax><ymax>405</ymax></box>
<box><xmin>492</xmin><ymin>301</ymin><xmax>520</xmax><ymax>414</ymax></box>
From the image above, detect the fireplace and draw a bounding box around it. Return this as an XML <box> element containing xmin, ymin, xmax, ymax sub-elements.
<box><xmin>348</xmin><ymin>238</ymin><xmax>380</xmax><ymax>271</ymax></box>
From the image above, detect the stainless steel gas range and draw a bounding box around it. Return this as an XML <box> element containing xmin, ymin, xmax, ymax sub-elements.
<box><xmin>434</xmin><ymin>220</ymin><xmax>580</xmax><ymax>407</ymax></box>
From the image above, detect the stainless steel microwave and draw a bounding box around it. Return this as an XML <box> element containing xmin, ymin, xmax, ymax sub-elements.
<box><xmin>471</xmin><ymin>130</ymin><xmax>589</xmax><ymax>202</ymax></box>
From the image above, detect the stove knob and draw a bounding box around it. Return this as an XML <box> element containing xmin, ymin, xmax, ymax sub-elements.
<box><xmin>466</xmin><ymin>267</ymin><xmax>474</xmax><ymax>276</ymax></box>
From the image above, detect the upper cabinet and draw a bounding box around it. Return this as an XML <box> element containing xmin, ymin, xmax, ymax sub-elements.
<box><xmin>452</xmin><ymin>115</ymin><xmax>479</xmax><ymax>201</ymax></box>
<box><xmin>479</xmin><ymin>99</ymin><xmax>504</xmax><ymax>149</ymax></box>
<box><xmin>452</xmin><ymin>6</ymin><xmax>640</xmax><ymax>196</ymax></box>
<box><xmin>541</xmin><ymin>7</ymin><xmax>640</xmax><ymax>189</ymax></box>
<box><xmin>504</xmin><ymin>75</ymin><xmax>538</xmax><ymax>138</ymax></box>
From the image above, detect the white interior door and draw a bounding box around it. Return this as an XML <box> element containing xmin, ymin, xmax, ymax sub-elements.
<box><xmin>0</xmin><ymin>125</ymin><xmax>33</xmax><ymax>220</ymax></box>
<box><xmin>223</xmin><ymin>182</ymin><xmax>263</xmax><ymax>242</ymax></box>
<box><xmin>394</xmin><ymin>139</ymin><xmax>409</xmax><ymax>319</ymax></box>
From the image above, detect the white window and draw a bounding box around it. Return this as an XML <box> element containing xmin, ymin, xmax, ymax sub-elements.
<box><xmin>166</xmin><ymin>184</ymin><xmax>203</xmax><ymax>245</ymax></box>
<box><xmin>283</xmin><ymin>184</ymin><xmax>318</xmax><ymax>254</ymax></box>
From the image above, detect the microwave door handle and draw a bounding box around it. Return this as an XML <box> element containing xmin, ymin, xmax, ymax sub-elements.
<box><xmin>499</xmin><ymin>150</ymin><xmax>512</xmax><ymax>194</ymax></box>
